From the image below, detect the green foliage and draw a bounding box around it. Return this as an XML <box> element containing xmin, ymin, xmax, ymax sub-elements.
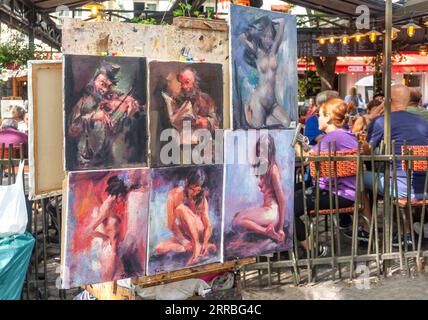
<box><xmin>0</xmin><ymin>32</ymin><xmax>43</xmax><ymax>72</ymax></box>
<box><xmin>369</xmin><ymin>47</ymin><xmax>406</xmax><ymax>94</ymax></box>
<box><xmin>206</xmin><ymin>8</ymin><xmax>214</xmax><ymax>19</ymax></box>
<box><xmin>298</xmin><ymin>70</ymin><xmax>321</xmax><ymax>101</ymax></box>
<box><xmin>173</xmin><ymin>2</ymin><xmax>192</xmax><ymax>17</ymax></box>
<box><xmin>173</xmin><ymin>9</ymin><xmax>183</xmax><ymax>17</ymax></box>
<box><xmin>131</xmin><ymin>17</ymin><xmax>157</xmax><ymax>25</ymax></box>
<box><xmin>173</xmin><ymin>1</ymin><xmax>214</xmax><ymax>18</ymax></box>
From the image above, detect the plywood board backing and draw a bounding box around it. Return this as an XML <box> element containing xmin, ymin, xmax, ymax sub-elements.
<box><xmin>62</xmin><ymin>19</ymin><xmax>230</xmax><ymax>128</ymax></box>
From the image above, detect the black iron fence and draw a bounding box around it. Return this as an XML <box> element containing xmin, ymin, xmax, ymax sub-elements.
<box><xmin>243</xmin><ymin>140</ymin><xmax>428</xmax><ymax>286</ymax></box>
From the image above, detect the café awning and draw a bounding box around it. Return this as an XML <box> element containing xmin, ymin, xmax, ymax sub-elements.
<box><xmin>298</xmin><ymin>53</ymin><xmax>428</xmax><ymax>73</ymax></box>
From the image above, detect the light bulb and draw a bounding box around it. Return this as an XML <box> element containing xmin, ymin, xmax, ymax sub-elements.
<box><xmin>91</xmin><ymin>6</ymin><xmax>98</xmax><ymax>16</ymax></box>
<box><xmin>341</xmin><ymin>35</ymin><xmax>349</xmax><ymax>45</ymax></box>
<box><xmin>329</xmin><ymin>36</ymin><xmax>335</xmax><ymax>44</ymax></box>
<box><xmin>355</xmin><ymin>34</ymin><xmax>362</xmax><ymax>42</ymax></box>
<box><xmin>369</xmin><ymin>32</ymin><xmax>376</xmax><ymax>43</ymax></box>
<box><xmin>408</xmin><ymin>25</ymin><xmax>415</xmax><ymax>37</ymax></box>
<box><xmin>319</xmin><ymin>37</ymin><xmax>326</xmax><ymax>45</ymax></box>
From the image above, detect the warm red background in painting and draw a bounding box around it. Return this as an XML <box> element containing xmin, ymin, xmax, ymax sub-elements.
<box><xmin>69</xmin><ymin>171</ymin><xmax>127</xmax><ymax>254</ymax></box>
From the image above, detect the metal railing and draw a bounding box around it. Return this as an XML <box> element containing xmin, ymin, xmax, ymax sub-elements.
<box><xmin>242</xmin><ymin>140</ymin><xmax>428</xmax><ymax>287</ymax></box>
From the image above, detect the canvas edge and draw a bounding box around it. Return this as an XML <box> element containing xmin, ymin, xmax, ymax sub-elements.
<box><xmin>60</xmin><ymin>173</ymin><xmax>70</xmax><ymax>289</ymax></box>
<box><xmin>228</xmin><ymin>5</ymin><xmax>235</xmax><ymax>130</ymax></box>
<box><xmin>27</xmin><ymin>60</ymin><xmax>63</xmax><ymax>200</ymax></box>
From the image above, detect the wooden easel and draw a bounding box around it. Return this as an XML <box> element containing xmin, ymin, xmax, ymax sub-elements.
<box><xmin>84</xmin><ymin>258</ymin><xmax>255</xmax><ymax>300</ymax></box>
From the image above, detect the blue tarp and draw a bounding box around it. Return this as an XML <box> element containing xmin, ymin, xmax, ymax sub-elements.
<box><xmin>0</xmin><ymin>233</ymin><xmax>35</xmax><ymax>300</ymax></box>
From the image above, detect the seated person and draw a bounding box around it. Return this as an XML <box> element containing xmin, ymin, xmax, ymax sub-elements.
<box><xmin>406</xmin><ymin>88</ymin><xmax>428</xmax><ymax>125</ymax></box>
<box><xmin>299</xmin><ymin>91</ymin><xmax>339</xmax><ymax>191</ymax></box>
<box><xmin>304</xmin><ymin>90</ymin><xmax>339</xmax><ymax>146</ymax></box>
<box><xmin>295</xmin><ymin>98</ymin><xmax>358</xmax><ymax>256</ymax></box>
<box><xmin>12</xmin><ymin>106</ymin><xmax>27</xmax><ymax>133</ymax></box>
<box><xmin>0</xmin><ymin>119</ymin><xmax>28</xmax><ymax>156</ymax></box>
<box><xmin>361</xmin><ymin>84</ymin><xmax>428</xmax><ymax>247</ymax></box>
<box><xmin>350</xmin><ymin>99</ymin><xmax>383</xmax><ymax>137</ymax></box>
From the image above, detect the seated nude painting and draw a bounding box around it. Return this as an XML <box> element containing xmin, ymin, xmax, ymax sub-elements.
<box><xmin>231</xmin><ymin>4</ymin><xmax>297</xmax><ymax>129</ymax></box>
<box><xmin>223</xmin><ymin>130</ymin><xmax>294</xmax><ymax>260</ymax></box>
<box><xmin>148</xmin><ymin>165</ymin><xmax>223</xmax><ymax>275</ymax></box>
<box><xmin>62</xmin><ymin>168</ymin><xmax>150</xmax><ymax>288</ymax></box>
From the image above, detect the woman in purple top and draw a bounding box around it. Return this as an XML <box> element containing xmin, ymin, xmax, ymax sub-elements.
<box><xmin>294</xmin><ymin>98</ymin><xmax>359</xmax><ymax>255</ymax></box>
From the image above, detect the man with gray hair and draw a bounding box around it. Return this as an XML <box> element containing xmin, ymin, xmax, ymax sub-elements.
<box><xmin>11</xmin><ymin>105</ymin><xmax>27</xmax><ymax>133</ymax></box>
<box><xmin>0</xmin><ymin>118</ymin><xmax>28</xmax><ymax>153</ymax></box>
<box><xmin>305</xmin><ymin>90</ymin><xmax>340</xmax><ymax>145</ymax></box>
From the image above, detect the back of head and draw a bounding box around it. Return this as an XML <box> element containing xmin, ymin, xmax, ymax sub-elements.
<box><xmin>1</xmin><ymin>118</ymin><xmax>18</xmax><ymax>130</ymax></box>
<box><xmin>12</xmin><ymin>106</ymin><xmax>25</xmax><ymax>121</ymax></box>
<box><xmin>316</xmin><ymin>90</ymin><xmax>340</xmax><ymax>108</ymax></box>
<box><xmin>391</xmin><ymin>84</ymin><xmax>410</xmax><ymax>111</ymax></box>
<box><xmin>409</xmin><ymin>88</ymin><xmax>422</xmax><ymax>106</ymax></box>
<box><xmin>349</xmin><ymin>86</ymin><xmax>357</xmax><ymax>96</ymax></box>
<box><xmin>321</xmin><ymin>98</ymin><xmax>353</xmax><ymax>129</ymax></box>
<box><xmin>366</xmin><ymin>99</ymin><xmax>382</xmax><ymax>113</ymax></box>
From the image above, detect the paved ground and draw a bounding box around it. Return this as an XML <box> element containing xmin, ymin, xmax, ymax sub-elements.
<box><xmin>241</xmin><ymin>264</ymin><xmax>428</xmax><ymax>300</ymax></box>
<box><xmin>242</xmin><ymin>274</ymin><xmax>428</xmax><ymax>300</ymax></box>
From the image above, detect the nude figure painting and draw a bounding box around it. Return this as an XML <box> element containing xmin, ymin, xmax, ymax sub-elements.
<box><xmin>230</xmin><ymin>4</ymin><xmax>298</xmax><ymax>129</ymax></box>
<box><xmin>148</xmin><ymin>61</ymin><xmax>223</xmax><ymax>167</ymax></box>
<box><xmin>62</xmin><ymin>168</ymin><xmax>150</xmax><ymax>288</ymax></box>
<box><xmin>147</xmin><ymin>165</ymin><xmax>223</xmax><ymax>275</ymax></box>
<box><xmin>223</xmin><ymin>130</ymin><xmax>294</xmax><ymax>260</ymax></box>
<box><xmin>64</xmin><ymin>55</ymin><xmax>148</xmax><ymax>171</ymax></box>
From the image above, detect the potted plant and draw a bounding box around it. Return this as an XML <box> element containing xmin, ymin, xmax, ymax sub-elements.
<box><xmin>172</xmin><ymin>2</ymin><xmax>227</xmax><ymax>32</ymax></box>
<box><xmin>0</xmin><ymin>32</ymin><xmax>40</xmax><ymax>73</ymax></box>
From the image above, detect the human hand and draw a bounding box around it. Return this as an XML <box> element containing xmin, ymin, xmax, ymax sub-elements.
<box><xmin>195</xmin><ymin>116</ymin><xmax>209</xmax><ymax>129</ymax></box>
<box><xmin>276</xmin><ymin>229</ymin><xmax>285</xmax><ymax>242</ymax></box>
<box><xmin>201</xmin><ymin>242</ymin><xmax>217</xmax><ymax>256</ymax></box>
<box><xmin>295</xmin><ymin>144</ymin><xmax>310</xmax><ymax>156</ymax></box>
<box><xmin>368</xmin><ymin>103</ymin><xmax>384</xmax><ymax>120</ymax></box>
<box><xmin>352</xmin><ymin>117</ymin><xmax>366</xmax><ymax>135</ymax></box>
<box><xmin>360</xmin><ymin>141</ymin><xmax>372</xmax><ymax>155</ymax></box>
<box><xmin>91</xmin><ymin>110</ymin><xmax>112</xmax><ymax>127</ymax></box>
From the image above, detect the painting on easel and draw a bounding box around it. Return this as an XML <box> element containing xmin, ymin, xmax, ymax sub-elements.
<box><xmin>147</xmin><ymin>165</ymin><xmax>223</xmax><ymax>275</ymax></box>
<box><xmin>64</xmin><ymin>55</ymin><xmax>148</xmax><ymax>171</ymax></box>
<box><xmin>223</xmin><ymin>130</ymin><xmax>294</xmax><ymax>260</ymax></box>
<box><xmin>148</xmin><ymin>61</ymin><xmax>223</xmax><ymax>167</ymax></box>
<box><xmin>62</xmin><ymin>168</ymin><xmax>150</xmax><ymax>288</ymax></box>
<box><xmin>230</xmin><ymin>4</ymin><xmax>298</xmax><ymax>129</ymax></box>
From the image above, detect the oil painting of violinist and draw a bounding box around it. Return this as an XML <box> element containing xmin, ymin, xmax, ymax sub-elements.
<box><xmin>64</xmin><ymin>55</ymin><xmax>147</xmax><ymax>171</ymax></box>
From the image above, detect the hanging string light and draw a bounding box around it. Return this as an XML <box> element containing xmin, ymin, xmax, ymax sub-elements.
<box><xmin>83</xmin><ymin>1</ymin><xmax>106</xmax><ymax>19</ymax></box>
<box><xmin>382</xmin><ymin>27</ymin><xmax>400</xmax><ymax>40</ymax></box>
<box><xmin>401</xmin><ymin>20</ymin><xmax>421</xmax><ymax>38</ymax></box>
<box><xmin>316</xmin><ymin>36</ymin><xmax>326</xmax><ymax>45</ymax></box>
<box><xmin>367</xmin><ymin>29</ymin><xmax>382</xmax><ymax>43</ymax></box>
<box><xmin>328</xmin><ymin>35</ymin><xmax>335</xmax><ymax>44</ymax></box>
<box><xmin>352</xmin><ymin>31</ymin><xmax>365</xmax><ymax>43</ymax></box>
<box><xmin>340</xmin><ymin>34</ymin><xmax>350</xmax><ymax>45</ymax></box>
